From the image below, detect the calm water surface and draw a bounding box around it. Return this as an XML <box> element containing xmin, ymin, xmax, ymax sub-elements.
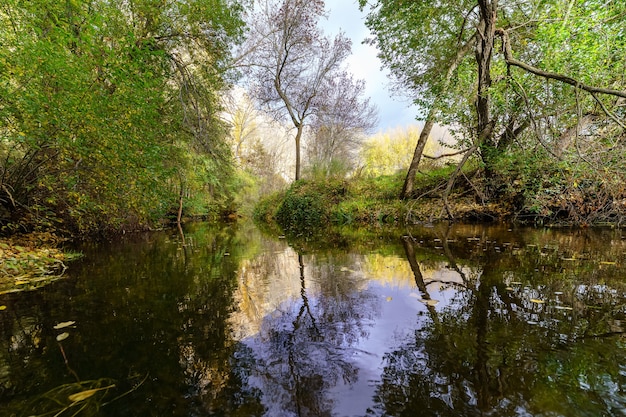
<box><xmin>1</xmin><ymin>222</ymin><xmax>626</xmax><ymax>416</ymax></box>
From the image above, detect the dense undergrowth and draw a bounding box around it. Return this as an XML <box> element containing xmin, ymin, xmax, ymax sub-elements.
<box><xmin>255</xmin><ymin>159</ymin><xmax>626</xmax><ymax>235</ymax></box>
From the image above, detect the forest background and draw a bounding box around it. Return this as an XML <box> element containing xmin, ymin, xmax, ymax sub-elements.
<box><xmin>1</xmin><ymin>0</ymin><xmax>625</xmax><ymax>240</ymax></box>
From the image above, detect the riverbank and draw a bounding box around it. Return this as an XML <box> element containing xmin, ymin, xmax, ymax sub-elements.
<box><xmin>0</xmin><ymin>232</ymin><xmax>81</xmax><ymax>294</ymax></box>
<box><xmin>254</xmin><ymin>170</ymin><xmax>626</xmax><ymax>233</ymax></box>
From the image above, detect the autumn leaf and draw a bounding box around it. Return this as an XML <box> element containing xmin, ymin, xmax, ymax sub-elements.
<box><xmin>68</xmin><ymin>384</ymin><xmax>115</xmax><ymax>402</ymax></box>
<box><xmin>54</xmin><ymin>321</ymin><xmax>76</xmax><ymax>329</ymax></box>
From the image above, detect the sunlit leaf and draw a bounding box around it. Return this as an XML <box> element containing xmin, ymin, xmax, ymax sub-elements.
<box><xmin>530</xmin><ymin>299</ymin><xmax>545</xmax><ymax>304</ymax></box>
<box><xmin>600</xmin><ymin>261</ymin><xmax>616</xmax><ymax>265</ymax></box>
<box><xmin>68</xmin><ymin>384</ymin><xmax>115</xmax><ymax>402</ymax></box>
<box><xmin>54</xmin><ymin>321</ymin><xmax>76</xmax><ymax>329</ymax></box>
<box><xmin>56</xmin><ymin>332</ymin><xmax>70</xmax><ymax>341</ymax></box>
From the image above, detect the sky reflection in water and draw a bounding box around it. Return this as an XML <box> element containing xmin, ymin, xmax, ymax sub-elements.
<box><xmin>1</xmin><ymin>222</ymin><xmax>626</xmax><ymax>416</ymax></box>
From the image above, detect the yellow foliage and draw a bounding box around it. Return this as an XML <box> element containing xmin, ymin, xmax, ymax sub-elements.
<box><xmin>360</xmin><ymin>125</ymin><xmax>438</xmax><ymax>177</ymax></box>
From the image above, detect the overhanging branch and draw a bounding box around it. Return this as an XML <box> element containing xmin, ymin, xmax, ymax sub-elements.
<box><xmin>496</xmin><ymin>28</ymin><xmax>626</xmax><ymax>100</ymax></box>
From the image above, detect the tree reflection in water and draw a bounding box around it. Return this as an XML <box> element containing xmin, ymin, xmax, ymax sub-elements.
<box><xmin>2</xmin><ymin>223</ymin><xmax>626</xmax><ymax>416</ymax></box>
<box><xmin>368</xmin><ymin>226</ymin><xmax>626</xmax><ymax>417</ymax></box>
<box><xmin>242</xmin><ymin>253</ymin><xmax>379</xmax><ymax>416</ymax></box>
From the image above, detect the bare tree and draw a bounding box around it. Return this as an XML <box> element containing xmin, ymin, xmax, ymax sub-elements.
<box><xmin>243</xmin><ymin>0</ymin><xmax>352</xmax><ymax>180</ymax></box>
<box><xmin>307</xmin><ymin>71</ymin><xmax>378</xmax><ymax>176</ymax></box>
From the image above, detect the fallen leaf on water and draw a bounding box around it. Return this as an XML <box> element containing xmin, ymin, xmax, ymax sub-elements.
<box><xmin>0</xmin><ymin>305</ymin><xmax>6</xmax><ymax>311</ymax></box>
<box><xmin>530</xmin><ymin>299</ymin><xmax>545</xmax><ymax>304</ymax></box>
<box><xmin>53</xmin><ymin>321</ymin><xmax>76</xmax><ymax>330</ymax></box>
<box><xmin>56</xmin><ymin>332</ymin><xmax>70</xmax><ymax>342</ymax></box>
<box><xmin>386</xmin><ymin>296</ymin><xmax>393</xmax><ymax>302</ymax></box>
<box><xmin>68</xmin><ymin>385</ymin><xmax>115</xmax><ymax>403</ymax></box>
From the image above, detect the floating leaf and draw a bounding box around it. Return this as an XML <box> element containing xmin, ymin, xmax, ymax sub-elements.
<box><xmin>68</xmin><ymin>389</ymin><xmax>98</xmax><ymax>402</ymax></box>
<box><xmin>530</xmin><ymin>299</ymin><xmax>545</xmax><ymax>304</ymax></box>
<box><xmin>0</xmin><ymin>305</ymin><xmax>6</xmax><ymax>311</ymax></box>
<box><xmin>554</xmin><ymin>305</ymin><xmax>573</xmax><ymax>311</ymax></box>
<box><xmin>386</xmin><ymin>296</ymin><xmax>393</xmax><ymax>302</ymax></box>
<box><xmin>56</xmin><ymin>332</ymin><xmax>70</xmax><ymax>341</ymax></box>
<box><xmin>54</xmin><ymin>321</ymin><xmax>76</xmax><ymax>330</ymax></box>
<box><xmin>68</xmin><ymin>385</ymin><xmax>115</xmax><ymax>403</ymax></box>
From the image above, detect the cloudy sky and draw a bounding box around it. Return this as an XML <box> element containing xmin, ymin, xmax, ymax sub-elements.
<box><xmin>322</xmin><ymin>0</ymin><xmax>421</xmax><ymax>133</ymax></box>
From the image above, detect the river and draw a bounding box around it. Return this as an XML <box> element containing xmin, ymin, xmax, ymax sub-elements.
<box><xmin>1</xmin><ymin>221</ymin><xmax>626</xmax><ymax>416</ymax></box>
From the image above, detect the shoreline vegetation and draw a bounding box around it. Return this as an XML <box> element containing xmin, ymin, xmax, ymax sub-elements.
<box><xmin>2</xmin><ymin>162</ymin><xmax>624</xmax><ymax>289</ymax></box>
<box><xmin>254</xmin><ymin>167</ymin><xmax>626</xmax><ymax>235</ymax></box>
<box><xmin>0</xmin><ymin>232</ymin><xmax>81</xmax><ymax>295</ymax></box>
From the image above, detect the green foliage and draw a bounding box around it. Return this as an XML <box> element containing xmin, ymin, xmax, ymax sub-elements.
<box><xmin>253</xmin><ymin>190</ymin><xmax>286</xmax><ymax>224</ymax></box>
<box><xmin>274</xmin><ymin>180</ymin><xmax>347</xmax><ymax>232</ymax></box>
<box><xmin>490</xmin><ymin>149</ymin><xmax>626</xmax><ymax>225</ymax></box>
<box><xmin>360</xmin><ymin>0</ymin><xmax>626</xmax><ymax>218</ymax></box>
<box><xmin>0</xmin><ymin>0</ymin><xmax>247</xmax><ymax>235</ymax></box>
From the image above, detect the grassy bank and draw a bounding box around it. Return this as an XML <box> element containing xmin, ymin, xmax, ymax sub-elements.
<box><xmin>254</xmin><ymin>166</ymin><xmax>497</xmax><ymax>234</ymax></box>
<box><xmin>254</xmin><ymin>162</ymin><xmax>626</xmax><ymax>234</ymax></box>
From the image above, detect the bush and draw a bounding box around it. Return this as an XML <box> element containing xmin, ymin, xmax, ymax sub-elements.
<box><xmin>274</xmin><ymin>180</ymin><xmax>347</xmax><ymax>232</ymax></box>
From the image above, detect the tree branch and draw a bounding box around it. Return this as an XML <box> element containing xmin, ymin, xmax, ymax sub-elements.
<box><xmin>496</xmin><ymin>28</ymin><xmax>626</xmax><ymax>100</ymax></box>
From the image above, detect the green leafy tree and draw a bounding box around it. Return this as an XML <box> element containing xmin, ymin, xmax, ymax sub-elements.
<box><xmin>360</xmin><ymin>0</ymin><xmax>626</xmax><ymax>219</ymax></box>
<box><xmin>0</xmin><ymin>0</ymin><xmax>247</xmax><ymax>234</ymax></box>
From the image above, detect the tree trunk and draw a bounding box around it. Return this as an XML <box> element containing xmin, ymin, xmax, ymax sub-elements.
<box><xmin>400</xmin><ymin>34</ymin><xmax>476</xmax><ymax>200</ymax></box>
<box><xmin>475</xmin><ymin>0</ymin><xmax>498</xmax><ymax>191</ymax></box>
<box><xmin>295</xmin><ymin>124</ymin><xmax>303</xmax><ymax>181</ymax></box>
<box><xmin>400</xmin><ymin>117</ymin><xmax>435</xmax><ymax>199</ymax></box>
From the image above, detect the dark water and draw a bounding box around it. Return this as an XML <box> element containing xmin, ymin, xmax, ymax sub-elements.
<box><xmin>1</xmin><ymin>222</ymin><xmax>626</xmax><ymax>416</ymax></box>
